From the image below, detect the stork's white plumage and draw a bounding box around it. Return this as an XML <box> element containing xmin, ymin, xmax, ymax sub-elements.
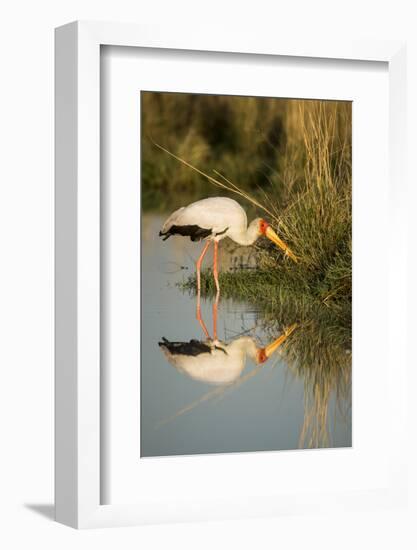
<box><xmin>159</xmin><ymin>196</ymin><xmax>296</xmax><ymax>291</ymax></box>
<box><xmin>159</xmin><ymin>336</ymin><xmax>259</xmax><ymax>385</ymax></box>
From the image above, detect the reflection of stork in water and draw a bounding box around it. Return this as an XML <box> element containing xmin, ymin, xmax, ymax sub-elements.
<box><xmin>159</xmin><ymin>298</ymin><xmax>297</xmax><ymax>386</ymax></box>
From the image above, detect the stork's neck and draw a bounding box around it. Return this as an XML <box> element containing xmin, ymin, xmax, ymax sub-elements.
<box><xmin>230</xmin><ymin>219</ymin><xmax>260</xmax><ymax>246</ymax></box>
<box><xmin>228</xmin><ymin>336</ymin><xmax>260</xmax><ymax>360</ymax></box>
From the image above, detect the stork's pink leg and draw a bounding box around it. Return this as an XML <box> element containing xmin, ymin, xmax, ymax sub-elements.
<box><xmin>213</xmin><ymin>241</ymin><xmax>220</xmax><ymax>292</ymax></box>
<box><xmin>196</xmin><ymin>240</ymin><xmax>211</xmax><ymax>293</ymax></box>
<box><xmin>212</xmin><ymin>290</ymin><xmax>220</xmax><ymax>341</ymax></box>
<box><xmin>196</xmin><ymin>290</ymin><xmax>210</xmax><ymax>339</ymax></box>
<box><xmin>195</xmin><ymin>240</ymin><xmax>212</xmax><ymax>338</ymax></box>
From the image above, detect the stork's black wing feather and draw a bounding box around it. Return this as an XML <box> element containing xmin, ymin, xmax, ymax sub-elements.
<box><xmin>159</xmin><ymin>224</ymin><xmax>212</xmax><ymax>242</ymax></box>
<box><xmin>159</xmin><ymin>338</ymin><xmax>212</xmax><ymax>357</ymax></box>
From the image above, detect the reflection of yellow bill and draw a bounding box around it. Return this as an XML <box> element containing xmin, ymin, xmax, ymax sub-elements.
<box><xmin>257</xmin><ymin>323</ymin><xmax>298</xmax><ymax>363</ymax></box>
<box><xmin>265</xmin><ymin>226</ymin><xmax>298</xmax><ymax>262</ymax></box>
<box><xmin>265</xmin><ymin>323</ymin><xmax>298</xmax><ymax>357</ymax></box>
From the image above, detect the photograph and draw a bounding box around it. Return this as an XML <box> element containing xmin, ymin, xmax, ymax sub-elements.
<box><xmin>140</xmin><ymin>91</ymin><xmax>352</xmax><ymax>457</ymax></box>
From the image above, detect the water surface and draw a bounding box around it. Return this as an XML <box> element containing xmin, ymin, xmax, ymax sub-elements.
<box><xmin>141</xmin><ymin>214</ymin><xmax>351</xmax><ymax>457</ymax></box>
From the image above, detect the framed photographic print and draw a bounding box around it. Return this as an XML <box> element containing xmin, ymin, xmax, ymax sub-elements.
<box><xmin>55</xmin><ymin>21</ymin><xmax>407</xmax><ymax>528</ymax></box>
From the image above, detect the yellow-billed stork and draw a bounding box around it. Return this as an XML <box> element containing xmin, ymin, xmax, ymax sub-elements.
<box><xmin>159</xmin><ymin>196</ymin><xmax>297</xmax><ymax>291</ymax></box>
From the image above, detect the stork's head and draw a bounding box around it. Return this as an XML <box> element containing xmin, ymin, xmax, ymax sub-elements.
<box><xmin>257</xmin><ymin>218</ymin><xmax>298</xmax><ymax>262</ymax></box>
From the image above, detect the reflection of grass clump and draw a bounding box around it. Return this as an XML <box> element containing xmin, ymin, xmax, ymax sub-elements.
<box><xmin>252</xmin><ymin>299</ymin><xmax>351</xmax><ymax>449</ymax></box>
<box><xmin>284</xmin><ymin>321</ymin><xmax>351</xmax><ymax>449</ymax></box>
<box><xmin>268</xmin><ymin>315</ymin><xmax>351</xmax><ymax>449</ymax></box>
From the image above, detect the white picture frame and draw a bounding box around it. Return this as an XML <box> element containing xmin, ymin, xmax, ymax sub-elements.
<box><xmin>55</xmin><ymin>20</ymin><xmax>407</xmax><ymax>529</ymax></box>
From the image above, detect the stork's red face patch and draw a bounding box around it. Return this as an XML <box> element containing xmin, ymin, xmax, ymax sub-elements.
<box><xmin>259</xmin><ymin>219</ymin><xmax>269</xmax><ymax>235</ymax></box>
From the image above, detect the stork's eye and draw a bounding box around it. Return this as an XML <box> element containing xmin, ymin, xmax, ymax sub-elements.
<box><xmin>259</xmin><ymin>220</ymin><xmax>269</xmax><ymax>234</ymax></box>
<box><xmin>257</xmin><ymin>349</ymin><xmax>267</xmax><ymax>364</ymax></box>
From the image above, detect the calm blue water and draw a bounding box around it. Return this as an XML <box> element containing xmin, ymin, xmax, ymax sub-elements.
<box><xmin>140</xmin><ymin>215</ymin><xmax>351</xmax><ymax>457</ymax></box>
